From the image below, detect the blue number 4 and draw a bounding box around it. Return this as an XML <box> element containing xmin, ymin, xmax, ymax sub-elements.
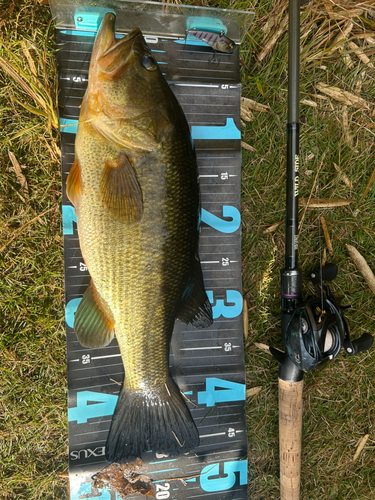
<box><xmin>68</xmin><ymin>391</ymin><xmax>118</xmax><ymax>424</ymax></box>
<box><xmin>197</xmin><ymin>378</ymin><xmax>245</xmax><ymax>407</ymax></box>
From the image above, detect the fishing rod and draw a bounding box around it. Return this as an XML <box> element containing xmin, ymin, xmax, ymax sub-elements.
<box><xmin>269</xmin><ymin>0</ymin><xmax>374</xmax><ymax>498</ymax></box>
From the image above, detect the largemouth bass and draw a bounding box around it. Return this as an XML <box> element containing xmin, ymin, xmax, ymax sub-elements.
<box><xmin>67</xmin><ymin>13</ymin><xmax>213</xmax><ymax>463</ymax></box>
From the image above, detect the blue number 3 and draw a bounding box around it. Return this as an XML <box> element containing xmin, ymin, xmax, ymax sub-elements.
<box><xmin>206</xmin><ymin>290</ymin><xmax>243</xmax><ymax>319</ymax></box>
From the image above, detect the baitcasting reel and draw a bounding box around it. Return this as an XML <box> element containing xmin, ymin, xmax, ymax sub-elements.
<box><xmin>277</xmin><ymin>264</ymin><xmax>373</xmax><ymax>373</ymax></box>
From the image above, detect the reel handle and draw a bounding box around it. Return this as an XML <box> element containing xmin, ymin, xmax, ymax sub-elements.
<box><xmin>345</xmin><ymin>332</ymin><xmax>374</xmax><ymax>356</ymax></box>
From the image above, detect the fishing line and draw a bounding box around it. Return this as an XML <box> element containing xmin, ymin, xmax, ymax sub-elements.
<box><xmin>314</xmin><ymin>61</ymin><xmax>325</xmax><ymax>315</ymax></box>
<box><xmin>313</xmin><ymin>57</ymin><xmax>333</xmax><ymax>351</ymax></box>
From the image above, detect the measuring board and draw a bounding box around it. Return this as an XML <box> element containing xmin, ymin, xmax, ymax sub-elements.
<box><xmin>55</xmin><ymin>5</ymin><xmax>250</xmax><ymax>499</ymax></box>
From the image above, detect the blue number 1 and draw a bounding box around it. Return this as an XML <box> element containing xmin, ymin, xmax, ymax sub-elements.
<box><xmin>62</xmin><ymin>205</ymin><xmax>76</xmax><ymax>235</ymax></box>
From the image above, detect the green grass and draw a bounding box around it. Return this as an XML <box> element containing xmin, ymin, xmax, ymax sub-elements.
<box><xmin>1</xmin><ymin>0</ymin><xmax>375</xmax><ymax>499</ymax></box>
<box><xmin>0</xmin><ymin>1</ymin><xmax>65</xmax><ymax>499</ymax></box>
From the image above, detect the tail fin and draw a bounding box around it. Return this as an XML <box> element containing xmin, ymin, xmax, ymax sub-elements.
<box><xmin>105</xmin><ymin>377</ymin><xmax>199</xmax><ymax>463</ymax></box>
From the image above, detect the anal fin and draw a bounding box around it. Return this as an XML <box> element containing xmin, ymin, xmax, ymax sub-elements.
<box><xmin>74</xmin><ymin>281</ymin><xmax>115</xmax><ymax>348</ymax></box>
<box><xmin>100</xmin><ymin>152</ymin><xmax>143</xmax><ymax>222</ymax></box>
<box><xmin>177</xmin><ymin>252</ymin><xmax>213</xmax><ymax>328</ymax></box>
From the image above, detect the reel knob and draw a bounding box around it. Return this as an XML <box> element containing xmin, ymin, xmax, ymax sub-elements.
<box><xmin>310</xmin><ymin>263</ymin><xmax>338</xmax><ymax>285</ymax></box>
<box><xmin>344</xmin><ymin>332</ymin><xmax>374</xmax><ymax>356</ymax></box>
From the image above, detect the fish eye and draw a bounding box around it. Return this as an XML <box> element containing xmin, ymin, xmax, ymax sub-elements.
<box><xmin>141</xmin><ymin>55</ymin><xmax>157</xmax><ymax>71</ymax></box>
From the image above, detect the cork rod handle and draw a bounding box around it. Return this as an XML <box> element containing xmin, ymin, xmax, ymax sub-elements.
<box><xmin>279</xmin><ymin>378</ymin><xmax>303</xmax><ymax>500</ymax></box>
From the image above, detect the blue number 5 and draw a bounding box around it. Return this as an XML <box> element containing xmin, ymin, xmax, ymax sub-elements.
<box><xmin>200</xmin><ymin>460</ymin><xmax>248</xmax><ymax>492</ymax></box>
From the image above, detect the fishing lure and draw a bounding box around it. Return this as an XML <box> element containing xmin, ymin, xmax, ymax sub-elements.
<box><xmin>186</xmin><ymin>29</ymin><xmax>235</xmax><ymax>54</ymax></box>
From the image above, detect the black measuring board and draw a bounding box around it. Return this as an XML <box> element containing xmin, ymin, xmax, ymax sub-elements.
<box><xmin>57</xmin><ymin>27</ymin><xmax>247</xmax><ymax>500</ymax></box>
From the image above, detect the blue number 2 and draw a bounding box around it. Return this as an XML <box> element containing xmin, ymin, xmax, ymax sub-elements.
<box><xmin>201</xmin><ymin>206</ymin><xmax>240</xmax><ymax>233</ymax></box>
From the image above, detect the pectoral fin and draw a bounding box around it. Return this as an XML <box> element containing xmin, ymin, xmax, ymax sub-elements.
<box><xmin>66</xmin><ymin>159</ymin><xmax>83</xmax><ymax>207</ymax></box>
<box><xmin>177</xmin><ymin>253</ymin><xmax>213</xmax><ymax>328</ymax></box>
<box><xmin>74</xmin><ymin>281</ymin><xmax>115</xmax><ymax>348</ymax></box>
<box><xmin>100</xmin><ymin>153</ymin><xmax>143</xmax><ymax>222</ymax></box>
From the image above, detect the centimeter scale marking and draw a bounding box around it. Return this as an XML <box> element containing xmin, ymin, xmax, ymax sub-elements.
<box><xmin>57</xmin><ymin>25</ymin><xmax>247</xmax><ymax>500</ymax></box>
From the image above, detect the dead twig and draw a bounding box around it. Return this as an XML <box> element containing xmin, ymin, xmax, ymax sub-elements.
<box><xmin>333</xmin><ymin>163</ymin><xmax>353</xmax><ymax>190</ymax></box>
<box><xmin>299</xmin><ymin>198</ymin><xmax>353</xmax><ymax>208</ymax></box>
<box><xmin>258</xmin><ymin>15</ymin><xmax>288</xmax><ymax>62</ymax></box>
<box><xmin>320</xmin><ymin>217</ymin><xmax>333</xmax><ymax>255</ymax></box>
<box><xmin>359</xmin><ymin>165</ymin><xmax>375</xmax><ymax>203</ymax></box>
<box><xmin>254</xmin><ymin>342</ymin><xmax>272</xmax><ymax>355</ymax></box>
<box><xmin>241</xmin><ymin>97</ymin><xmax>271</xmax><ymax>112</ymax></box>
<box><xmin>240</xmin><ymin>105</ymin><xmax>254</xmax><ymax>122</ymax></box>
<box><xmin>171</xmin><ymin>430</ymin><xmax>185</xmax><ymax>448</ymax></box>
<box><xmin>316</xmin><ymin>83</ymin><xmax>370</xmax><ymax>109</ymax></box>
<box><xmin>341</xmin><ymin>107</ymin><xmax>353</xmax><ymax>148</ymax></box>
<box><xmin>328</xmin><ymin>19</ymin><xmax>353</xmax><ymax>53</ymax></box>
<box><xmin>8</xmin><ymin>151</ymin><xmax>29</xmax><ymax>199</ymax></box>
<box><xmin>353</xmin><ymin>434</ymin><xmax>370</xmax><ymax>462</ymax></box>
<box><xmin>346</xmin><ymin>245</ymin><xmax>375</xmax><ymax>295</ymax></box>
<box><xmin>241</xmin><ymin>140</ymin><xmax>256</xmax><ymax>152</ymax></box>
<box><xmin>263</xmin><ymin>221</ymin><xmax>282</xmax><ymax>234</ymax></box>
<box><xmin>163</xmin><ymin>465</ymin><xmax>217</xmax><ymax>483</ymax></box>
<box><xmin>348</xmin><ymin>41</ymin><xmax>374</xmax><ymax>68</ymax></box>
<box><xmin>246</xmin><ymin>387</ymin><xmax>262</xmax><ymax>398</ymax></box>
<box><xmin>243</xmin><ymin>298</ymin><xmax>248</xmax><ymax>340</ymax></box>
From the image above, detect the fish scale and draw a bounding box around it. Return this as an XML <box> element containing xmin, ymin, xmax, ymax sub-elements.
<box><xmin>77</xmin><ymin>126</ymin><xmax>196</xmax><ymax>389</ymax></box>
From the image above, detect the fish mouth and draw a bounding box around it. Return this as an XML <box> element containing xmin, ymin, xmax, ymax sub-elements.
<box><xmin>108</xmin><ymin>26</ymin><xmax>143</xmax><ymax>53</ymax></box>
<box><xmin>98</xmin><ymin>12</ymin><xmax>142</xmax><ymax>45</ymax></box>
<box><xmin>122</xmin><ymin>27</ymin><xmax>143</xmax><ymax>44</ymax></box>
<box><xmin>94</xmin><ymin>13</ymin><xmax>144</xmax><ymax>78</ymax></box>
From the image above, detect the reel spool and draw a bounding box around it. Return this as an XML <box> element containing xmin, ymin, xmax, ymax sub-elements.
<box><xmin>284</xmin><ymin>296</ymin><xmax>344</xmax><ymax>372</ymax></box>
